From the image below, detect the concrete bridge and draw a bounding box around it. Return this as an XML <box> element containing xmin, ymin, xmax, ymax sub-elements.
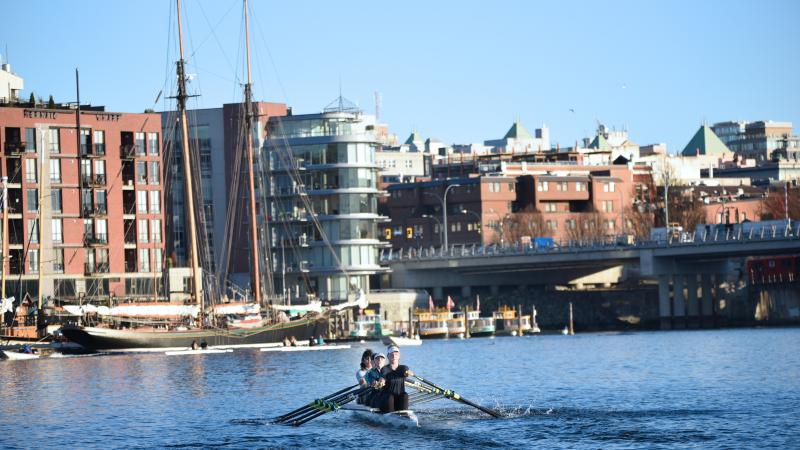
<box><xmin>380</xmin><ymin>225</ymin><xmax>800</xmax><ymax>329</ymax></box>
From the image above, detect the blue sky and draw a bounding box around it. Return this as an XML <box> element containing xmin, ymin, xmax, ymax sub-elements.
<box><xmin>4</xmin><ymin>0</ymin><xmax>799</xmax><ymax>152</ymax></box>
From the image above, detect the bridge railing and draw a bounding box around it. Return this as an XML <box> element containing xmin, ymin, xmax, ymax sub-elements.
<box><xmin>380</xmin><ymin>223</ymin><xmax>800</xmax><ymax>262</ymax></box>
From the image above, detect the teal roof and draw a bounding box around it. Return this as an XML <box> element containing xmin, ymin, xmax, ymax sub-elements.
<box><xmin>405</xmin><ymin>130</ymin><xmax>423</xmax><ymax>145</ymax></box>
<box><xmin>680</xmin><ymin>125</ymin><xmax>732</xmax><ymax>156</ymax></box>
<box><xmin>503</xmin><ymin>120</ymin><xmax>533</xmax><ymax>140</ymax></box>
<box><xmin>588</xmin><ymin>134</ymin><xmax>610</xmax><ymax>150</ymax></box>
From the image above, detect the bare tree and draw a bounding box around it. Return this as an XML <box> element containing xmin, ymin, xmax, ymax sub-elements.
<box><xmin>567</xmin><ymin>211</ymin><xmax>605</xmax><ymax>242</ymax></box>
<box><xmin>760</xmin><ymin>186</ymin><xmax>800</xmax><ymax>220</ymax></box>
<box><xmin>506</xmin><ymin>206</ymin><xmax>549</xmax><ymax>244</ymax></box>
<box><xmin>626</xmin><ymin>205</ymin><xmax>655</xmax><ymax>239</ymax></box>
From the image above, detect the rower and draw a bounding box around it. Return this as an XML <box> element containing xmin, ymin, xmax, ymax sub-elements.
<box><xmin>356</xmin><ymin>349</ymin><xmax>374</xmax><ymax>387</ymax></box>
<box><xmin>380</xmin><ymin>345</ymin><xmax>413</xmax><ymax>413</ymax></box>
<box><xmin>364</xmin><ymin>352</ymin><xmax>387</xmax><ymax>407</ymax></box>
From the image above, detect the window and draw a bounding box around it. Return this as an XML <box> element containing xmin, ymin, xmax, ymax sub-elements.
<box><xmin>151</xmin><ymin>219</ymin><xmax>162</xmax><ymax>243</ymax></box>
<box><xmin>93</xmin><ymin>130</ymin><xmax>106</xmax><ymax>155</ymax></box>
<box><xmin>26</xmin><ymin>189</ymin><xmax>38</xmax><ymax>212</ymax></box>
<box><xmin>138</xmin><ymin>248</ymin><xmax>150</xmax><ymax>272</ymax></box>
<box><xmin>154</xmin><ymin>248</ymin><xmax>163</xmax><ymax>272</ymax></box>
<box><xmin>47</xmin><ymin>128</ymin><xmax>60</xmax><ymax>153</ymax></box>
<box><xmin>544</xmin><ymin>203</ymin><xmax>557</xmax><ymax>212</ymax></box>
<box><xmin>51</xmin><ymin>189</ymin><xmax>62</xmax><ymax>213</ymax></box>
<box><xmin>25</xmin><ymin>128</ymin><xmax>37</xmax><ymax>152</ymax></box>
<box><xmin>149</xmin><ymin>191</ymin><xmax>160</xmax><ymax>213</ymax></box>
<box><xmin>49</xmin><ymin>159</ymin><xmax>61</xmax><ymax>183</ymax></box>
<box><xmin>25</xmin><ymin>159</ymin><xmax>37</xmax><ymax>183</ymax></box>
<box><xmin>566</xmin><ymin>219</ymin><xmax>576</xmax><ymax>230</ymax></box>
<box><xmin>96</xmin><ymin>219</ymin><xmax>108</xmax><ymax>243</ymax></box>
<box><xmin>52</xmin><ymin>219</ymin><xmax>63</xmax><ymax>243</ymax></box>
<box><xmin>27</xmin><ymin>219</ymin><xmax>38</xmax><ymax>243</ymax></box>
<box><xmin>28</xmin><ymin>250</ymin><xmax>38</xmax><ymax>274</ymax></box>
<box><xmin>79</xmin><ymin>129</ymin><xmax>91</xmax><ymax>155</ymax></box>
<box><xmin>137</xmin><ymin>191</ymin><xmax>147</xmax><ymax>213</ymax></box>
<box><xmin>556</xmin><ymin>181</ymin><xmax>568</xmax><ymax>192</ymax></box>
<box><xmin>605</xmin><ymin>220</ymin><xmax>616</xmax><ymax>231</ymax></box>
<box><xmin>147</xmin><ymin>132</ymin><xmax>159</xmax><ymax>155</ymax></box>
<box><xmin>603</xmin><ymin>181</ymin><xmax>616</xmax><ymax>193</ymax></box>
<box><xmin>149</xmin><ymin>161</ymin><xmax>160</xmax><ymax>184</ymax></box>
<box><xmin>53</xmin><ymin>249</ymin><xmax>64</xmax><ymax>273</ymax></box>
<box><xmin>135</xmin><ymin>132</ymin><xmax>146</xmax><ymax>155</ymax></box>
<box><xmin>509</xmin><ymin>183</ymin><xmax>515</xmax><ymax>192</ymax></box>
<box><xmin>96</xmin><ymin>190</ymin><xmax>107</xmax><ymax>213</ymax></box>
<box><xmin>537</xmin><ymin>180</ymin><xmax>549</xmax><ymax>192</ymax></box>
<box><xmin>602</xmin><ymin>200</ymin><xmax>614</xmax><ymax>213</ymax></box>
<box><xmin>576</xmin><ymin>182</ymin><xmax>585</xmax><ymax>191</ymax></box>
<box><xmin>404</xmin><ymin>159</ymin><xmax>413</xmax><ymax>169</ymax></box>
<box><xmin>546</xmin><ymin>220</ymin><xmax>557</xmax><ymax>230</ymax></box>
<box><xmin>94</xmin><ymin>160</ymin><xmax>106</xmax><ymax>181</ymax></box>
<box><xmin>136</xmin><ymin>161</ymin><xmax>147</xmax><ymax>184</ymax></box>
<box><xmin>138</xmin><ymin>219</ymin><xmax>149</xmax><ymax>243</ymax></box>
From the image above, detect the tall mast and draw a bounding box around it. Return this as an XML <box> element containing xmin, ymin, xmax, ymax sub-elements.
<box><xmin>243</xmin><ymin>0</ymin><xmax>262</xmax><ymax>305</ymax></box>
<box><xmin>1</xmin><ymin>176</ymin><xmax>7</xmax><ymax>300</ymax></box>
<box><xmin>175</xmin><ymin>0</ymin><xmax>203</xmax><ymax>314</ymax></box>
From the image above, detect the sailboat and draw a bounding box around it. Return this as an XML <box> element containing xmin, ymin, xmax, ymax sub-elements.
<box><xmin>59</xmin><ymin>0</ymin><xmax>346</xmax><ymax>351</ymax></box>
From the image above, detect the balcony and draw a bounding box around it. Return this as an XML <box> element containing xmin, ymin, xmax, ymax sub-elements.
<box><xmin>82</xmin><ymin>204</ymin><xmax>108</xmax><ymax>217</ymax></box>
<box><xmin>84</xmin><ymin>233</ymin><xmax>109</xmax><ymax>247</ymax></box>
<box><xmin>120</xmin><ymin>144</ymin><xmax>138</xmax><ymax>159</ymax></box>
<box><xmin>80</xmin><ymin>143</ymin><xmax>106</xmax><ymax>158</ymax></box>
<box><xmin>81</xmin><ymin>173</ymin><xmax>107</xmax><ymax>187</ymax></box>
<box><xmin>84</xmin><ymin>262</ymin><xmax>109</xmax><ymax>275</ymax></box>
<box><xmin>4</xmin><ymin>141</ymin><xmax>26</xmax><ymax>156</ymax></box>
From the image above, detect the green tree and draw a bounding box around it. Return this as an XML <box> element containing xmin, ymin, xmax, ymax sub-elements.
<box><xmin>47</xmin><ymin>95</ymin><xmax>55</xmax><ymax>109</ymax></box>
<box><xmin>28</xmin><ymin>92</ymin><xmax>35</xmax><ymax>104</ymax></box>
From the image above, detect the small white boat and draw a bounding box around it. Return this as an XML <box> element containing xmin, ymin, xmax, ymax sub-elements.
<box><xmin>259</xmin><ymin>344</ymin><xmax>351</xmax><ymax>353</ymax></box>
<box><xmin>382</xmin><ymin>336</ymin><xmax>422</xmax><ymax>347</ymax></box>
<box><xmin>164</xmin><ymin>348</ymin><xmax>234</xmax><ymax>356</ymax></box>
<box><xmin>341</xmin><ymin>404</ymin><xmax>419</xmax><ymax>427</ymax></box>
<box><xmin>0</xmin><ymin>349</ymin><xmax>40</xmax><ymax>360</ymax></box>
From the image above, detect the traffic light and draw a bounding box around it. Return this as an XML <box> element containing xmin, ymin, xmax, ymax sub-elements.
<box><xmin>406</xmin><ymin>227</ymin><xmax>413</xmax><ymax>239</ymax></box>
<box><xmin>384</xmin><ymin>228</ymin><xmax>392</xmax><ymax>240</ymax></box>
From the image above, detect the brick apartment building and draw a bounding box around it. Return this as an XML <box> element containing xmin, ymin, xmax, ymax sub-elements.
<box><xmin>383</xmin><ymin>162</ymin><xmax>652</xmax><ymax>249</ymax></box>
<box><xmin>0</xmin><ymin>104</ymin><xmax>165</xmax><ymax>303</ymax></box>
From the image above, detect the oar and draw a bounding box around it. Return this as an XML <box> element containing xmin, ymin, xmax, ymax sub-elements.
<box><xmin>277</xmin><ymin>386</ymin><xmax>365</xmax><ymax>425</ymax></box>
<box><xmin>284</xmin><ymin>387</ymin><xmax>368</xmax><ymax>426</ymax></box>
<box><xmin>413</xmin><ymin>375</ymin><xmax>503</xmax><ymax>418</ymax></box>
<box><xmin>291</xmin><ymin>387</ymin><xmax>372</xmax><ymax>427</ymax></box>
<box><xmin>273</xmin><ymin>384</ymin><xmax>359</xmax><ymax>423</ymax></box>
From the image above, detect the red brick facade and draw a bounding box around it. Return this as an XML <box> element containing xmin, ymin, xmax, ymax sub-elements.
<box><xmin>0</xmin><ymin>106</ymin><xmax>164</xmax><ymax>300</ymax></box>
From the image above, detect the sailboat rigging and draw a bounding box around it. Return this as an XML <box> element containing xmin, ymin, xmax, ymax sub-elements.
<box><xmin>59</xmin><ymin>0</ymin><xmax>330</xmax><ymax>350</ymax></box>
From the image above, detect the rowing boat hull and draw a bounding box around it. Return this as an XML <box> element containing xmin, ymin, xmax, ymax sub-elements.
<box><xmin>341</xmin><ymin>405</ymin><xmax>418</xmax><ymax>427</ymax></box>
<box><xmin>60</xmin><ymin>315</ymin><xmax>327</xmax><ymax>351</ymax></box>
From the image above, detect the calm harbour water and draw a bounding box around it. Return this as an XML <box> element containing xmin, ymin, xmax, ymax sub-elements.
<box><xmin>2</xmin><ymin>328</ymin><xmax>799</xmax><ymax>449</ymax></box>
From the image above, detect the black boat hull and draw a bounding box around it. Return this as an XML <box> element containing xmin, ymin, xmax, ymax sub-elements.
<box><xmin>60</xmin><ymin>316</ymin><xmax>328</xmax><ymax>351</ymax></box>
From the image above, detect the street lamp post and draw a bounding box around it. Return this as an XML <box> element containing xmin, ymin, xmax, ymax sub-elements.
<box><xmin>442</xmin><ymin>183</ymin><xmax>461</xmax><ymax>252</ymax></box>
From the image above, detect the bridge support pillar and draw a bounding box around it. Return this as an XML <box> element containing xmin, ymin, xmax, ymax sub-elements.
<box><xmin>686</xmin><ymin>275</ymin><xmax>700</xmax><ymax>328</ymax></box>
<box><xmin>673</xmin><ymin>275</ymin><xmax>686</xmax><ymax>329</ymax></box>
<box><xmin>461</xmin><ymin>285</ymin><xmax>472</xmax><ymax>299</ymax></box>
<box><xmin>701</xmin><ymin>274</ymin><xmax>714</xmax><ymax>328</ymax></box>
<box><xmin>658</xmin><ymin>275</ymin><xmax>672</xmax><ymax>330</ymax></box>
<box><xmin>433</xmin><ymin>286</ymin><xmax>443</xmax><ymax>302</ymax></box>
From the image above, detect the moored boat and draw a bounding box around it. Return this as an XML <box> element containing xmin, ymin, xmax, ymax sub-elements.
<box><xmin>493</xmin><ymin>306</ymin><xmax>532</xmax><ymax>335</ymax></box>
<box><xmin>414</xmin><ymin>309</ymin><xmax>449</xmax><ymax>339</ymax></box>
<box><xmin>467</xmin><ymin>310</ymin><xmax>495</xmax><ymax>337</ymax></box>
<box><xmin>349</xmin><ymin>312</ymin><xmax>393</xmax><ymax>339</ymax></box>
<box><xmin>446</xmin><ymin>311</ymin><xmax>467</xmax><ymax>338</ymax></box>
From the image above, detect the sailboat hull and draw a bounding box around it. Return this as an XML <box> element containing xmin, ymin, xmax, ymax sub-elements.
<box><xmin>60</xmin><ymin>316</ymin><xmax>327</xmax><ymax>351</ymax></box>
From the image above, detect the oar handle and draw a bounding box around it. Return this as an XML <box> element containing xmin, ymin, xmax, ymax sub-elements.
<box><xmin>274</xmin><ymin>384</ymin><xmax>360</xmax><ymax>423</ymax></box>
